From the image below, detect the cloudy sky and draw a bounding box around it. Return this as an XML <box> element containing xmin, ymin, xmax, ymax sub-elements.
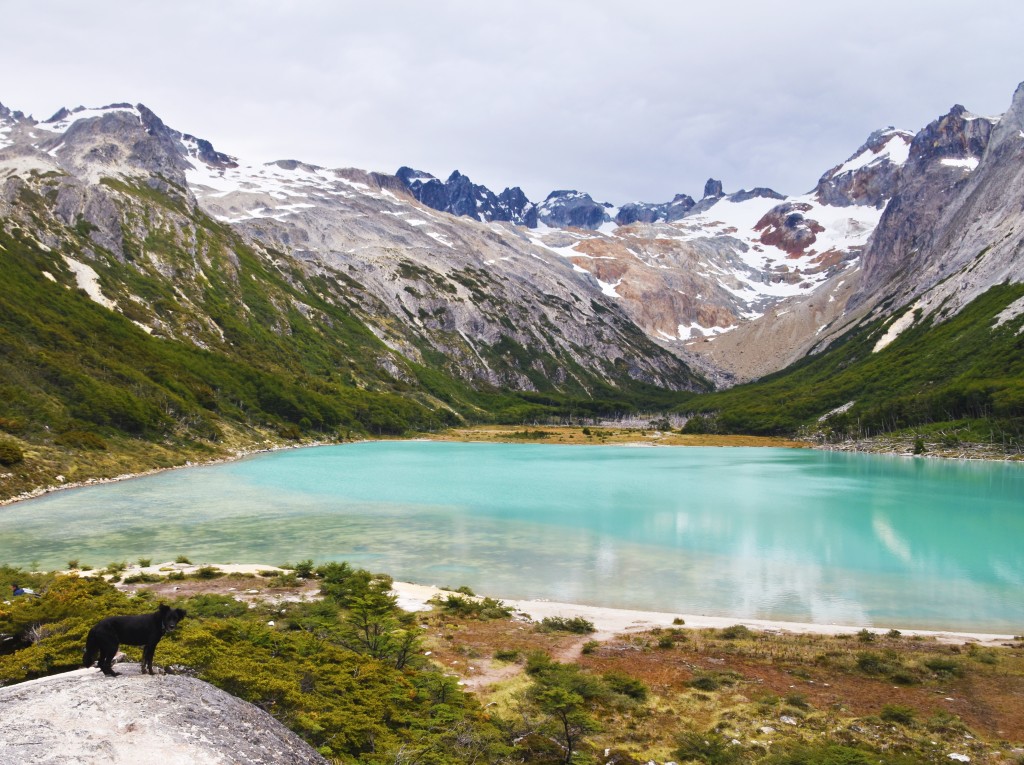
<box><xmin>4</xmin><ymin>1</ymin><xmax>1024</xmax><ymax>204</ymax></box>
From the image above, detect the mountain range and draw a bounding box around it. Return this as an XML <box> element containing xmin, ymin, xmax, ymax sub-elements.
<box><xmin>1</xmin><ymin>81</ymin><xmax>1023</xmax><ymax>497</ymax></box>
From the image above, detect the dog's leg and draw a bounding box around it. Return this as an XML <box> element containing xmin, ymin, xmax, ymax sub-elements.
<box><xmin>142</xmin><ymin>643</ymin><xmax>155</xmax><ymax>675</ymax></box>
<box><xmin>99</xmin><ymin>645</ymin><xmax>120</xmax><ymax>677</ymax></box>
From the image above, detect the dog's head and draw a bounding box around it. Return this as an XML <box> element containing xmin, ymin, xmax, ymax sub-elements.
<box><xmin>159</xmin><ymin>604</ymin><xmax>187</xmax><ymax>632</ymax></box>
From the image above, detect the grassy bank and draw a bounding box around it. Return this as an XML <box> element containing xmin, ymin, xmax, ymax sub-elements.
<box><xmin>2</xmin><ymin>561</ymin><xmax>1022</xmax><ymax>764</ymax></box>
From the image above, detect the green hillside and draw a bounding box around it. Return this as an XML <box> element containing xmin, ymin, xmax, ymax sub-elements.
<box><xmin>0</xmin><ymin>180</ymin><xmax>694</xmax><ymax>500</ymax></box>
<box><xmin>678</xmin><ymin>283</ymin><xmax>1024</xmax><ymax>447</ymax></box>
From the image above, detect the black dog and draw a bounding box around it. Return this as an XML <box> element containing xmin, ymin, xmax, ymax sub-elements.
<box><xmin>83</xmin><ymin>604</ymin><xmax>186</xmax><ymax>676</ymax></box>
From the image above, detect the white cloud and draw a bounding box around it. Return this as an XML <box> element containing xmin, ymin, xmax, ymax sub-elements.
<box><xmin>3</xmin><ymin>0</ymin><xmax>1024</xmax><ymax>204</ymax></box>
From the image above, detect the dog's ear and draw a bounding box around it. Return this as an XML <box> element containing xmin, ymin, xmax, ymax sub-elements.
<box><xmin>176</xmin><ymin>609</ymin><xmax>187</xmax><ymax>619</ymax></box>
<box><xmin>159</xmin><ymin>604</ymin><xmax>170</xmax><ymax>613</ymax></box>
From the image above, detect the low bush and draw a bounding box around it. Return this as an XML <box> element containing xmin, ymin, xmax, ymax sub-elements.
<box><xmin>0</xmin><ymin>440</ymin><xmax>24</xmax><ymax>466</ymax></box>
<box><xmin>537</xmin><ymin>615</ymin><xmax>595</xmax><ymax>634</ymax></box>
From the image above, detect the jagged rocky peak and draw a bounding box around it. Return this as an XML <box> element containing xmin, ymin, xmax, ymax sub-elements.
<box><xmin>728</xmin><ymin>187</ymin><xmax>785</xmax><ymax>203</ymax></box>
<box><xmin>536</xmin><ymin>189</ymin><xmax>612</xmax><ymax>229</ymax></box>
<box><xmin>813</xmin><ymin>127</ymin><xmax>913</xmax><ymax>208</ymax></box>
<box><xmin>615</xmin><ymin>193</ymin><xmax>696</xmax><ymax>225</ymax></box>
<box><xmin>906</xmin><ymin>104</ymin><xmax>994</xmax><ymax>169</ymax></box>
<box><xmin>703</xmin><ymin>178</ymin><xmax>724</xmax><ymax>198</ymax></box>
<box><xmin>395</xmin><ymin>166</ymin><xmax>536</xmax><ymax>226</ymax></box>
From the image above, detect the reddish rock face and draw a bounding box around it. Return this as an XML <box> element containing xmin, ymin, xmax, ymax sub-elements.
<box><xmin>754</xmin><ymin>202</ymin><xmax>824</xmax><ymax>257</ymax></box>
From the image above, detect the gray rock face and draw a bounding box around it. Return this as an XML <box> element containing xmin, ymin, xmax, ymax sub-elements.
<box><xmin>850</xmin><ymin>83</ymin><xmax>1024</xmax><ymax>326</ymax></box>
<box><xmin>853</xmin><ymin>104</ymin><xmax>997</xmax><ymax>309</ymax></box>
<box><xmin>0</xmin><ymin>666</ymin><xmax>328</xmax><ymax>765</ymax></box>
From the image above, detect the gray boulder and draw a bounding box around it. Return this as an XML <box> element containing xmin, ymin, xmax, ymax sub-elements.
<box><xmin>0</xmin><ymin>666</ymin><xmax>328</xmax><ymax>765</ymax></box>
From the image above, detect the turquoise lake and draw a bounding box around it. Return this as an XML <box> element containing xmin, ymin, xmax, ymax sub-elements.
<box><xmin>2</xmin><ymin>442</ymin><xmax>1022</xmax><ymax>633</ymax></box>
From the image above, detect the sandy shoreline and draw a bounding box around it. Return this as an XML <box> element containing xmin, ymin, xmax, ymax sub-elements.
<box><xmin>39</xmin><ymin>561</ymin><xmax>1021</xmax><ymax>648</ymax></box>
<box><xmin>389</xmin><ymin>581</ymin><xmax>1017</xmax><ymax>648</ymax></box>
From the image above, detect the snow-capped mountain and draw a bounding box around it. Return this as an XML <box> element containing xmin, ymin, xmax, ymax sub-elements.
<box><xmin>2</xmin><ymin>82</ymin><xmax>1021</xmax><ymax>392</ymax></box>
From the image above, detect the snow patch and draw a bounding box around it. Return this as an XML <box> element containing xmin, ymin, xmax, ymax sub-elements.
<box><xmin>36</xmin><ymin>105</ymin><xmax>141</xmax><ymax>133</ymax></box>
<box><xmin>940</xmin><ymin>157</ymin><xmax>979</xmax><ymax>171</ymax></box>
<box><xmin>597</xmin><ymin>278</ymin><xmax>622</xmax><ymax>298</ymax></box>
<box><xmin>818</xmin><ymin>401</ymin><xmax>855</xmax><ymax>422</ymax></box>
<box><xmin>872</xmin><ymin>301</ymin><xmax>920</xmax><ymax>353</ymax></box>
<box><xmin>63</xmin><ymin>256</ymin><xmax>116</xmax><ymax>310</ymax></box>
<box><xmin>834</xmin><ymin>133</ymin><xmax>911</xmax><ymax>176</ymax></box>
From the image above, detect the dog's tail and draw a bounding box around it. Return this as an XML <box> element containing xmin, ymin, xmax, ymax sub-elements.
<box><xmin>83</xmin><ymin>634</ymin><xmax>98</xmax><ymax>668</ymax></box>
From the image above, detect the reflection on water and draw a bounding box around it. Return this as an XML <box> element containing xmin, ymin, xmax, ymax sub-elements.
<box><xmin>2</xmin><ymin>443</ymin><xmax>1022</xmax><ymax>632</ymax></box>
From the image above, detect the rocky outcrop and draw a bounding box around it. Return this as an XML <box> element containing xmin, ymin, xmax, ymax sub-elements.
<box><xmin>814</xmin><ymin>128</ymin><xmax>912</xmax><ymax>208</ymax></box>
<box><xmin>754</xmin><ymin>202</ymin><xmax>824</xmax><ymax>257</ymax></box>
<box><xmin>536</xmin><ymin>189</ymin><xmax>612</xmax><ymax>229</ymax></box>
<box><xmin>0</xmin><ymin>666</ymin><xmax>328</xmax><ymax>765</ymax></box>
<box><xmin>615</xmin><ymin>193</ymin><xmax>695</xmax><ymax>225</ymax></box>
<box><xmin>396</xmin><ymin>167</ymin><xmax>537</xmax><ymax>226</ymax></box>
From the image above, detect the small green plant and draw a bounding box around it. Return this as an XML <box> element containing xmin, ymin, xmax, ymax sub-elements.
<box><xmin>672</xmin><ymin>616</ymin><xmax>685</xmax><ymax>625</ymax></box>
<box><xmin>122</xmin><ymin>572</ymin><xmax>162</xmax><ymax>584</ymax></box>
<box><xmin>784</xmin><ymin>692</ymin><xmax>810</xmax><ymax>709</ymax></box>
<box><xmin>269</xmin><ymin>572</ymin><xmax>299</xmax><ymax>588</ymax></box>
<box><xmin>293</xmin><ymin>559</ymin><xmax>315</xmax><ymax>579</ymax></box>
<box><xmin>657</xmin><ymin>635</ymin><xmax>676</xmax><ymax>649</ymax></box>
<box><xmin>689</xmin><ymin>674</ymin><xmax>721</xmax><ymax>691</ymax></box>
<box><xmin>193</xmin><ymin>566</ymin><xmax>223</xmax><ymax>580</ymax></box>
<box><xmin>580</xmin><ymin>640</ymin><xmax>600</xmax><ymax>655</ymax></box>
<box><xmin>913</xmin><ymin>437</ymin><xmax>926</xmax><ymax>454</ymax></box>
<box><xmin>886</xmin><ymin>628</ymin><xmax>902</xmax><ymax>639</ymax></box>
<box><xmin>137</xmin><ymin>558</ymin><xmax>152</xmax><ymax>568</ymax></box>
<box><xmin>494</xmin><ymin>649</ymin><xmax>520</xmax><ymax>662</ymax></box>
<box><xmin>856</xmin><ymin>628</ymin><xmax>876</xmax><ymax>642</ymax></box>
<box><xmin>880</xmin><ymin>703</ymin><xmax>916</xmax><ymax>725</ymax></box>
<box><xmin>174</xmin><ymin>555</ymin><xmax>192</xmax><ymax>565</ymax></box>
<box><xmin>66</xmin><ymin>560</ymin><xmax>80</xmax><ymax>570</ymax></box>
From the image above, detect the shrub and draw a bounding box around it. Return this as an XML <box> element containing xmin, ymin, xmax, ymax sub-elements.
<box><xmin>880</xmin><ymin>704</ymin><xmax>916</xmax><ymax>725</ymax></box>
<box><xmin>674</xmin><ymin>731</ymin><xmax>741</xmax><ymax>765</ymax></box>
<box><xmin>174</xmin><ymin>555</ymin><xmax>192</xmax><ymax>565</ymax></box>
<box><xmin>66</xmin><ymin>560</ymin><xmax>80</xmax><ymax>570</ymax></box>
<box><xmin>672</xmin><ymin>617</ymin><xmax>685</xmax><ymax>625</ymax></box>
<box><xmin>137</xmin><ymin>558</ymin><xmax>152</xmax><ymax>568</ymax></box>
<box><xmin>193</xmin><ymin>566</ymin><xmax>223</xmax><ymax>580</ymax></box>
<box><xmin>54</xmin><ymin>430</ymin><xmax>108</xmax><ymax>450</ymax></box>
<box><xmin>184</xmin><ymin>593</ymin><xmax>249</xmax><ymax>618</ymax></box>
<box><xmin>689</xmin><ymin>674</ymin><xmax>721</xmax><ymax>691</ymax></box>
<box><xmin>433</xmin><ymin>594</ymin><xmax>513</xmax><ymax>620</ymax></box>
<box><xmin>604</xmin><ymin>671</ymin><xmax>648</xmax><ymax>701</ymax></box>
<box><xmin>292</xmin><ymin>559</ymin><xmax>315</xmax><ymax>579</ymax></box>
<box><xmin>720</xmin><ymin>624</ymin><xmax>752</xmax><ymax>640</ymax></box>
<box><xmin>0</xmin><ymin>440</ymin><xmax>24</xmax><ymax>465</ymax></box>
<box><xmin>494</xmin><ymin>649</ymin><xmax>520</xmax><ymax>662</ymax></box>
<box><xmin>581</xmin><ymin>640</ymin><xmax>600</xmax><ymax>655</ymax></box>
<box><xmin>856</xmin><ymin>628</ymin><xmax>876</xmax><ymax>642</ymax></box>
<box><xmin>122</xmin><ymin>573</ymin><xmax>162</xmax><ymax>584</ymax></box>
<box><xmin>538</xmin><ymin>616</ymin><xmax>595</xmax><ymax>634</ymax></box>
<box><xmin>923</xmin><ymin>656</ymin><xmax>962</xmax><ymax>676</ymax></box>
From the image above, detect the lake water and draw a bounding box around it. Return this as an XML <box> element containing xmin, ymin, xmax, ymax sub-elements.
<box><xmin>2</xmin><ymin>442</ymin><xmax>1022</xmax><ymax>633</ymax></box>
